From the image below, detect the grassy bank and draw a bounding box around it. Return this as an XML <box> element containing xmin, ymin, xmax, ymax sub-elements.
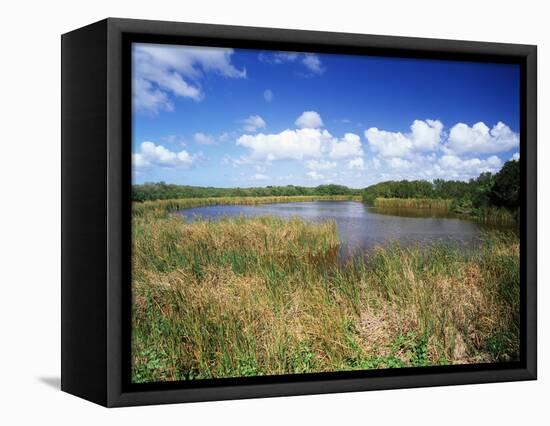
<box><xmin>133</xmin><ymin>195</ymin><xmax>362</xmax><ymax>218</ymax></box>
<box><xmin>373</xmin><ymin>197</ymin><xmax>453</xmax><ymax>210</ymax></box>
<box><xmin>132</xmin><ymin>205</ymin><xmax>520</xmax><ymax>382</ymax></box>
<box><xmin>450</xmin><ymin>201</ymin><xmax>517</xmax><ymax>225</ymax></box>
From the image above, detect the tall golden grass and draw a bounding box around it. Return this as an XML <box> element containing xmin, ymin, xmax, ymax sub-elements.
<box><xmin>132</xmin><ymin>201</ymin><xmax>520</xmax><ymax>383</ymax></box>
<box><xmin>374</xmin><ymin>197</ymin><xmax>453</xmax><ymax>210</ymax></box>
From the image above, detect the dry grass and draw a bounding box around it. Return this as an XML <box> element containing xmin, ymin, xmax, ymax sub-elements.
<box><xmin>131</xmin><ymin>201</ymin><xmax>520</xmax><ymax>383</ymax></box>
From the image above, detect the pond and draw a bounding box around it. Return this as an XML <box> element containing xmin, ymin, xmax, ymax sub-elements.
<box><xmin>176</xmin><ymin>200</ymin><xmax>503</xmax><ymax>253</ymax></box>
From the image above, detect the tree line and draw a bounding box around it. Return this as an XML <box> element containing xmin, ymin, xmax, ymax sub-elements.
<box><xmin>132</xmin><ymin>183</ymin><xmax>361</xmax><ymax>202</ymax></box>
<box><xmin>133</xmin><ymin>159</ymin><xmax>519</xmax><ymax>217</ymax></box>
<box><xmin>362</xmin><ymin>159</ymin><xmax>520</xmax><ymax>216</ymax></box>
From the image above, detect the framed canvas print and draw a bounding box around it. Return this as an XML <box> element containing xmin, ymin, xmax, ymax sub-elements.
<box><xmin>61</xmin><ymin>18</ymin><xmax>537</xmax><ymax>407</ymax></box>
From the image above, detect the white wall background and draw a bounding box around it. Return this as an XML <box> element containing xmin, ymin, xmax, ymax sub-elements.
<box><xmin>0</xmin><ymin>0</ymin><xmax>546</xmax><ymax>423</ymax></box>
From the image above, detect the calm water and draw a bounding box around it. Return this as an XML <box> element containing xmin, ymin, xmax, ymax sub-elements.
<box><xmin>177</xmin><ymin>201</ymin><xmax>495</xmax><ymax>252</ymax></box>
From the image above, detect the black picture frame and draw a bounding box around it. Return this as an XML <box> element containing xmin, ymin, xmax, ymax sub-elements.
<box><xmin>61</xmin><ymin>17</ymin><xmax>537</xmax><ymax>407</ymax></box>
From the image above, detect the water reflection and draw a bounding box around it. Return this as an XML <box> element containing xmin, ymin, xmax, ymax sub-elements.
<box><xmin>368</xmin><ymin>206</ymin><xmax>460</xmax><ymax>219</ymax></box>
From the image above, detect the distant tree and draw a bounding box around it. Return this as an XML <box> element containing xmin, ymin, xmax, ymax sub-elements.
<box><xmin>316</xmin><ymin>184</ymin><xmax>351</xmax><ymax>196</ymax></box>
<box><xmin>131</xmin><ymin>182</ymin><xmax>361</xmax><ymax>201</ymax></box>
<box><xmin>470</xmin><ymin>172</ymin><xmax>494</xmax><ymax>208</ymax></box>
<box><xmin>361</xmin><ymin>161</ymin><xmax>520</xmax><ymax>216</ymax></box>
<box><xmin>490</xmin><ymin>160</ymin><xmax>520</xmax><ymax>209</ymax></box>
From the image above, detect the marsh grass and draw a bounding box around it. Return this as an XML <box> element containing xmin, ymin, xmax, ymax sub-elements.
<box><xmin>472</xmin><ymin>206</ymin><xmax>517</xmax><ymax>225</ymax></box>
<box><xmin>374</xmin><ymin>197</ymin><xmax>453</xmax><ymax>210</ymax></box>
<box><xmin>132</xmin><ymin>200</ymin><xmax>520</xmax><ymax>383</ymax></box>
<box><xmin>373</xmin><ymin>197</ymin><xmax>517</xmax><ymax>226</ymax></box>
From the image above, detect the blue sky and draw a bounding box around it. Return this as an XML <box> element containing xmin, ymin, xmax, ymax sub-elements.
<box><xmin>132</xmin><ymin>43</ymin><xmax>520</xmax><ymax>188</ymax></box>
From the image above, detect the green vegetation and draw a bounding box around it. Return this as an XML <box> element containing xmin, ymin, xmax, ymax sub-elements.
<box><xmin>362</xmin><ymin>159</ymin><xmax>520</xmax><ymax>223</ymax></box>
<box><xmin>132</xmin><ymin>204</ymin><xmax>520</xmax><ymax>383</ymax></box>
<box><xmin>489</xmin><ymin>160</ymin><xmax>520</xmax><ymax>210</ymax></box>
<box><xmin>132</xmin><ymin>183</ymin><xmax>361</xmax><ymax>202</ymax></box>
<box><xmin>362</xmin><ymin>180</ymin><xmax>438</xmax><ymax>204</ymax></box>
<box><xmin>373</xmin><ymin>197</ymin><xmax>453</xmax><ymax>210</ymax></box>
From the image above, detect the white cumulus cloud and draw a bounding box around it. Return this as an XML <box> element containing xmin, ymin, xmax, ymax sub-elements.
<box><xmin>242</xmin><ymin>115</ymin><xmax>267</xmax><ymax>132</ymax></box>
<box><xmin>306</xmin><ymin>160</ymin><xmax>337</xmax><ymax>171</ymax></box>
<box><xmin>347</xmin><ymin>157</ymin><xmax>365</xmax><ymax>170</ymax></box>
<box><xmin>230</xmin><ymin>114</ymin><xmax>515</xmax><ymax>184</ymax></box>
<box><xmin>306</xmin><ymin>171</ymin><xmax>325</xmax><ymax>180</ymax></box>
<box><xmin>410</xmin><ymin>119</ymin><xmax>444</xmax><ymax>151</ymax></box>
<box><xmin>236</xmin><ymin>127</ymin><xmax>363</xmax><ymax>164</ymax></box>
<box><xmin>365</xmin><ymin>119</ymin><xmax>443</xmax><ymax>157</ymax></box>
<box><xmin>133</xmin><ymin>141</ymin><xmax>197</xmax><ymax>169</ymax></box>
<box><xmin>365</xmin><ymin>127</ymin><xmax>412</xmax><ymax>157</ymax></box>
<box><xmin>446</xmin><ymin>121</ymin><xmax>519</xmax><ymax>155</ymax></box>
<box><xmin>236</xmin><ymin>128</ymin><xmax>330</xmax><ymax>161</ymax></box>
<box><xmin>438</xmin><ymin>154</ymin><xmax>503</xmax><ymax>176</ymax></box>
<box><xmin>370</xmin><ymin>153</ymin><xmax>505</xmax><ymax>182</ymax></box>
<box><xmin>387</xmin><ymin>157</ymin><xmax>413</xmax><ymax>170</ymax></box>
<box><xmin>328</xmin><ymin>133</ymin><xmax>364</xmax><ymax>159</ymax></box>
<box><xmin>295</xmin><ymin>111</ymin><xmax>324</xmax><ymax>129</ymax></box>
